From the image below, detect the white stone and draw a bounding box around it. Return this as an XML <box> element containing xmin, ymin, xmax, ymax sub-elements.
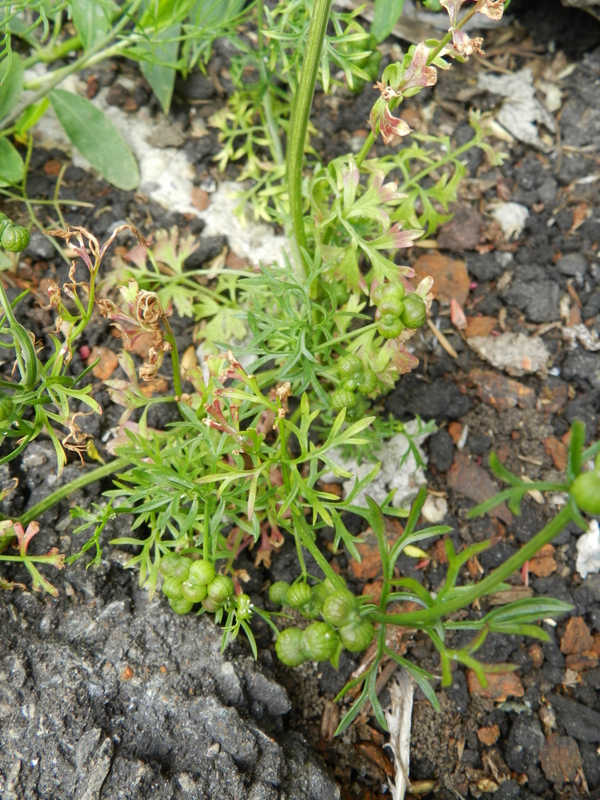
<box><xmin>576</xmin><ymin>520</ymin><xmax>600</xmax><ymax>579</ymax></box>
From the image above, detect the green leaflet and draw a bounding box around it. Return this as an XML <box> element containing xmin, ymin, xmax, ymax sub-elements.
<box><xmin>139</xmin><ymin>23</ymin><xmax>181</xmax><ymax>114</ymax></box>
<box><xmin>49</xmin><ymin>89</ymin><xmax>139</xmax><ymax>191</ymax></box>
<box><xmin>0</xmin><ymin>53</ymin><xmax>23</xmax><ymax>122</ymax></box>
<box><xmin>71</xmin><ymin>0</ymin><xmax>112</xmax><ymax>51</ymax></box>
<box><xmin>371</xmin><ymin>0</ymin><xmax>405</xmax><ymax>43</ymax></box>
<box><xmin>0</xmin><ymin>136</ymin><xmax>24</xmax><ymax>186</ymax></box>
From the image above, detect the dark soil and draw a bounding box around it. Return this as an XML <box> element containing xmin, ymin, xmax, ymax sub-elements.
<box><xmin>2</xmin><ymin>1</ymin><xmax>600</xmax><ymax>799</ymax></box>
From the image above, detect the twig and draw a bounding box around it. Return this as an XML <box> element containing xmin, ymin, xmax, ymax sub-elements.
<box><xmin>427</xmin><ymin>318</ymin><xmax>458</xmax><ymax>359</ymax></box>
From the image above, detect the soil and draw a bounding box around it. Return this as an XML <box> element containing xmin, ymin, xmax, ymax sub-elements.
<box><xmin>2</xmin><ymin>1</ymin><xmax>600</xmax><ymax>799</ymax></box>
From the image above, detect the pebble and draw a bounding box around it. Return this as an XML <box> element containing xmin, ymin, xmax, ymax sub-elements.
<box><xmin>504</xmin><ymin>717</ymin><xmax>545</xmax><ymax>773</ymax></box>
<box><xmin>550</xmin><ymin>693</ymin><xmax>600</xmax><ymax>742</ymax></box>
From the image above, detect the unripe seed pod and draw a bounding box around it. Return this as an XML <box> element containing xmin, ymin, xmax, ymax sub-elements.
<box><xmin>275</xmin><ymin>627</ymin><xmax>307</xmax><ymax>667</ymax></box>
<box><xmin>378</xmin><ymin>296</ymin><xmax>404</xmax><ymax>317</ymax></box>
<box><xmin>358</xmin><ymin>369</ymin><xmax>378</xmax><ymax>395</ymax></box>
<box><xmin>160</xmin><ymin>555</ymin><xmax>191</xmax><ymax>580</ymax></box>
<box><xmin>207</xmin><ymin>575</ymin><xmax>235</xmax><ymax>604</ymax></box>
<box><xmin>169</xmin><ymin>597</ymin><xmax>194</xmax><ymax>615</ymax></box>
<box><xmin>338</xmin><ymin>354</ymin><xmax>362</xmax><ymax>380</ymax></box>
<box><xmin>237</xmin><ymin>593</ymin><xmax>253</xmax><ymax>620</ymax></box>
<box><xmin>201</xmin><ymin>596</ymin><xmax>219</xmax><ymax>613</ymax></box>
<box><xmin>323</xmin><ymin>576</ymin><xmax>347</xmax><ymax>595</ymax></box>
<box><xmin>1</xmin><ymin>224</ymin><xmax>30</xmax><ymax>252</ymax></box>
<box><xmin>189</xmin><ymin>559</ymin><xmax>216</xmax><ymax>586</ymax></box>
<box><xmin>331</xmin><ymin>282</ymin><xmax>350</xmax><ymax>305</ymax></box>
<box><xmin>181</xmin><ymin>580</ymin><xmax>207</xmax><ymax>603</ymax></box>
<box><xmin>401</xmin><ymin>294</ymin><xmax>427</xmax><ymax>329</ymax></box>
<box><xmin>322</xmin><ymin>590</ymin><xmax>359</xmax><ymax>627</ymax></box>
<box><xmin>299</xmin><ymin>595</ymin><xmax>323</xmax><ymax>620</ymax></box>
<box><xmin>377</xmin><ymin>315</ymin><xmax>404</xmax><ymax>339</ymax></box>
<box><xmin>302</xmin><ymin>622</ymin><xmax>340</xmax><ymax>661</ymax></box>
<box><xmin>372</xmin><ymin>282</ymin><xmax>404</xmax><ymax>306</ymax></box>
<box><xmin>571</xmin><ymin>470</ymin><xmax>600</xmax><ymax>515</ymax></box>
<box><xmin>162</xmin><ymin>576</ymin><xmax>184</xmax><ymax>600</ymax></box>
<box><xmin>339</xmin><ymin>619</ymin><xmax>375</xmax><ymax>652</ymax></box>
<box><xmin>343</xmin><ymin>377</ymin><xmax>360</xmax><ymax>392</ymax></box>
<box><xmin>312</xmin><ymin>584</ymin><xmax>329</xmax><ymax>604</ymax></box>
<box><xmin>331</xmin><ymin>388</ymin><xmax>356</xmax><ymax>412</ymax></box>
<box><xmin>285</xmin><ymin>582</ymin><xmax>313</xmax><ymax>610</ymax></box>
<box><xmin>269</xmin><ymin>581</ymin><xmax>291</xmax><ymax>606</ymax></box>
<box><xmin>0</xmin><ymin>392</ymin><xmax>14</xmax><ymax>421</ymax></box>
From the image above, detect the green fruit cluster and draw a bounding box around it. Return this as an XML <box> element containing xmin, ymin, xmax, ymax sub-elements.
<box><xmin>160</xmin><ymin>555</ymin><xmax>235</xmax><ymax>615</ymax></box>
<box><xmin>0</xmin><ymin>214</ymin><xmax>30</xmax><ymax>253</ymax></box>
<box><xmin>372</xmin><ymin>282</ymin><xmax>427</xmax><ymax>339</ymax></box>
<box><xmin>331</xmin><ymin>354</ymin><xmax>378</xmax><ymax>414</ymax></box>
<box><xmin>271</xmin><ymin>581</ymin><xmax>375</xmax><ymax>666</ymax></box>
<box><xmin>571</xmin><ymin>455</ymin><xmax>600</xmax><ymax>515</ymax></box>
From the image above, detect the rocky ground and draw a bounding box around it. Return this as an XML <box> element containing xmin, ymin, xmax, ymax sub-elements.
<box><xmin>2</xmin><ymin>0</ymin><xmax>600</xmax><ymax>798</ymax></box>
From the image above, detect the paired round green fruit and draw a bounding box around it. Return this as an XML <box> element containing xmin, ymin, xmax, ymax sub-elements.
<box><xmin>332</xmin><ymin>388</ymin><xmax>357</xmax><ymax>412</ymax></box>
<box><xmin>276</xmin><ymin>627</ymin><xmax>307</xmax><ymax>667</ymax></box>
<box><xmin>322</xmin><ymin>590</ymin><xmax>359</xmax><ymax>627</ymax></box>
<box><xmin>237</xmin><ymin>594</ymin><xmax>253</xmax><ymax>620</ymax></box>
<box><xmin>339</xmin><ymin>619</ymin><xmax>375</xmax><ymax>652</ymax></box>
<box><xmin>269</xmin><ymin>581</ymin><xmax>291</xmax><ymax>605</ymax></box>
<box><xmin>0</xmin><ymin>214</ymin><xmax>30</xmax><ymax>252</ymax></box>
<box><xmin>303</xmin><ymin>622</ymin><xmax>340</xmax><ymax>661</ymax></box>
<box><xmin>401</xmin><ymin>294</ymin><xmax>427</xmax><ymax>329</ymax></box>
<box><xmin>377</xmin><ymin>315</ymin><xmax>404</xmax><ymax>339</ymax></box>
<box><xmin>160</xmin><ymin>556</ymin><xmax>235</xmax><ymax>615</ymax></box>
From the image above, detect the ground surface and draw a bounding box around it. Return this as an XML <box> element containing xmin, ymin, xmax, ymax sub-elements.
<box><xmin>2</xmin><ymin>1</ymin><xmax>600</xmax><ymax>799</ymax></box>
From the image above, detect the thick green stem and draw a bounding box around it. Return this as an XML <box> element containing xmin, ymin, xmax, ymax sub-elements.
<box><xmin>374</xmin><ymin>505</ymin><xmax>575</xmax><ymax>628</ymax></box>
<box><xmin>23</xmin><ymin>35</ymin><xmax>82</xmax><ymax>68</ymax></box>
<box><xmin>286</xmin><ymin>0</ymin><xmax>332</xmax><ymax>271</ymax></box>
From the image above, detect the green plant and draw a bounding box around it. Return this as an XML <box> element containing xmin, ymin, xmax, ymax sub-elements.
<box><xmin>0</xmin><ymin>0</ymin><xmax>250</xmax><ymax>191</ymax></box>
<box><xmin>0</xmin><ymin>0</ymin><xmax>596</xmax><ymax>746</ymax></box>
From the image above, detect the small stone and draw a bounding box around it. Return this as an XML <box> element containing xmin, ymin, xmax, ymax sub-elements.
<box><xmin>550</xmin><ymin>694</ymin><xmax>600</xmax><ymax>742</ymax></box>
<box><xmin>447</xmin><ymin>452</ymin><xmax>513</xmax><ymax>524</ymax></box>
<box><xmin>245</xmin><ymin>670</ymin><xmax>291</xmax><ymax>716</ymax></box>
<box><xmin>466</xmin><ymin>670</ymin><xmax>524</xmax><ymax>701</ymax></box>
<box><xmin>470</xmin><ymin>369</ymin><xmax>536</xmax><ymax>412</ymax></box>
<box><xmin>428</xmin><ymin>430</ymin><xmax>455</xmax><ymax>472</ymax></box>
<box><xmin>437</xmin><ymin>204</ymin><xmax>484</xmax><ymax>252</ymax></box>
<box><xmin>561</xmin><ymin>616</ymin><xmax>594</xmax><ymax>655</ymax></box>
<box><xmin>412</xmin><ymin>252</ymin><xmax>470</xmax><ymax>305</ymax></box>
<box><xmin>421</xmin><ymin>495</ymin><xmax>448</xmax><ymax>524</ymax></box>
<box><xmin>89</xmin><ymin>346</ymin><xmax>119</xmax><ymax>381</ymax></box>
<box><xmin>24</xmin><ymin>230</ymin><xmax>55</xmax><ymax>261</ymax></box>
<box><xmin>556</xmin><ymin>253</ymin><xmax>588</xmax><ymax>278</ymax></box>
<box><xmin>468</xmin><ymin>333</ymin><xmax>550</xmax><ymax>377</ymax></box>
<box><xmin>540</xmin><ymin>734</ymin><xmax>582</xmax><ymax>788</ymax></box>
<box><xmin>492</xmin><ymin>202</ymin><xmax>530</xmax><ymax>240</ymax></box>
<box><xmin>191</xmin><ymin>187</ymin><xmax>210</xmax><ymax>211</ymax></box>
<box><xmin>504</xmin><ymin>717</ymin><xmax>545</xmax><ymax>773</ymax></box>
<box><xmin>477</xmin><ymin>725</ymin><xmax>500</xmax><ymax>746</ymax></box>
<box><xmin>464</xmin><ymin>316</ymin><xmax>497</xmax><ymax>338</ymax></box>
<box><xmin>529</xmin><ymin>544</ymin><xmax>558</xmax><ymax>578</ymax></box>
<box><xmin>542</xmin><ymin>436</ymin><xmax>568</xmax><ymax>470</ymax></box>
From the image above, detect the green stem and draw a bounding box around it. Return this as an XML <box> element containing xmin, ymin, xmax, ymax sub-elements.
<box><xmin>14</xmin><ymin>457</ymin><xmax>131</xmax><ymax>529</ymax></box>
<box><xmin>23</xmin><ymin>35</ymin><xmax>82</xmax><ymax>68</ymax></box>
<box><xmin>313</xmin><ymin>321</ymin><xmax>378</xmax><ymax>353</ymax></box>
<box><xmin>374</xmin><ymin>505</ymin><xmax>575</xmax><ymax>628</ymax></box>
<box><xmin>163</xmin><ymin>317</ymin><xmax>182</xmax><ymax>397</ymax></box>
<box><xmin>286</xmin><ymin>0</ymin><xmax>332</xmax><ymax>271</ymax></box>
